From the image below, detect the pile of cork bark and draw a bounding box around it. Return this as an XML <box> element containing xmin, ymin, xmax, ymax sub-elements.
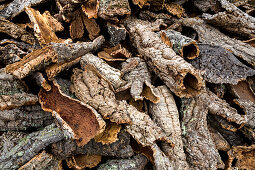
<box><xmin>0</xmin><ymin>0</ymin><xmax>255</xmax><ymax>169</ymax></box>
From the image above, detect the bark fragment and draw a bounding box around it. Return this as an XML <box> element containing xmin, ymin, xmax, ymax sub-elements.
<box><xmin>132</xmin><ymin>0</ymin><xmax>149</xmax><ymax>8</ymax></box>
<box><xmin>149</xmin><ymin>85</ymin><xmax>189</xmax><ymax>170</ymax></box>
<box><xmin>124</xmin><ymin>17</ymin><xmax>204</xmax><ymax>98</ymax></box>
<box><xmin>82</xmin><ymin>12</ymin><xmax>100</xmax><ymax>40</ymax></box>
<box><xmin>107</xmin><ymin>23</ymin><xmax>127</xmax><ymax>46</ymax></box>
<box><xmin>208</xmin><ymin>125</ymin><xmax>231</xmax><ymax>151</ymax></box>
<box><xmin>98</xmin><ymin>154</ymin><xmax>148</xmax><ymax>170</ymax></box>
<box><xmin>181</xmin><ymin>17</ymin><xmax>255</xmax><ymax>67</ymax></box>
<box><xmin>39</xmin><ymin>79</ymin><xmax>105</xmax><ymax>147</ymax></box>
<box><xmin>6</xmin><ymin>35</ymin><xmax>104</xmax><ymax>79</ymax></box>
<box><xmin>31</xmin><ymin>72</ymin><xmax>51</xmax><ymax>91</ymax></box>
<box><xmin>0</xmin><ymin>44</ymin><xmax>25</xmax><ymax>66</ymax></box>
<box><xmin>230</xmin><ymin>81</ymin><xmax>255</xmax><ymax>104</ymax></box>
<box><xmin>81</xmin><ymin>0</ymin><xmax>99</xmax><ymax>19</ymax></box>
<box><xmin>190</xmin><ymin>44</ymin><xmax>255</xmax><ymax>84</ymax></box>
<box><xmin>67</xmin><ymin>154</ymin><xmax>101</xmax><ymax>169</ymax></box>
<box><xmin>160</xmin><ymin>29</ymin><xmax>199</xmax><ymax>59</ymax></box>
<box><xmin>192</xmin><ymin>0</ymin><xmax>221</xmax><ymax>12</ymax></box>
<box><xmin>0</xmin><ymin>124</ymin><xmax>64</xmax><ymax>169</ymax></box>
<box><xmin>69</xmin><ymin>10</ymin><xmax>84</xmax><ymax>40</ymax></box>
<box><xmin>164</xmin><ymin>2</ymin><xmax>185</xmax><ymax>18</ymax></box>
<box><xmin>151</xmin><ymin>143</ymin><xmax>173</xmax><ymax>170</ymax></box>
<box><xmin>98</xmin><ymin>44</ymin><xmax>131</xmax><ymax>61</ymax></box>
<box><xmin>180</xmin><ymin>96</ymin><xmax>224</xmax><ymax>169</ymax></box>
<box><xmin>0</xmin><ymin>104</ymin><xmax>53</xmax><ymax>131</ymax></box>
<box><xmin>119</xmin><ymin>57</ymin><xmax>160</xmax><ymax>103</ymax></box>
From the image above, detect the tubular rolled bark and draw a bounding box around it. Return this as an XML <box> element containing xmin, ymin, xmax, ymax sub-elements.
<box><xmin>160</xmin><ymin>29</ymin><xmax>199</xmax><ymax>59</ymax></box>
<box><xmin>203</xmin><ymin>0</ymin><xmax>255</xmax><ymax>39</ymax></box>
<box><xmin>39</xmin><ymin>79</ymin><xmax>105</xmax><ymax>147</ymax></box>
<box><xmin>180</xmin><ymin>17</ymin><xmax>255</xmax><ymax>67</ymax></box>
<box><xmin>0</xmin><ymin>104</ymin><xmax>53</xmax><ymax>131</ymax></box>
<box><xmin>149</xmin><ymin>85</ymin><xmax>189</xmax><ymax>170</ymax></box>
<box><xmin>0</xmin><ymin>124</ymin><xmax>64</xmax><ymax>169</ymax></box>
<box><xmin>6</xmin><ymin>35</ymin><xmax>104</xmax><ymax>79</ymax></box>
<box><xmin>180</xmin><ymin>97</ymin><xmax>224</xmax><ymax>169</ymax></box>
<box><xmin>124</xmin><ymin>17</ymin><xmax>204</xmax><ymax>98</ymax></box>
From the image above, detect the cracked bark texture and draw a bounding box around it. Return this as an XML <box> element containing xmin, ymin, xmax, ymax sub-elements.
<box><xmin>49</xmin><ymin>131</ymin><xmax>134</xmax><ymax>160</ymax></box>
<box><xmin>149</xmin><ymin>85</ymin><xmax>189</xmax><ymax>170</ymax></box>
<box><xmin>0</xmin><ymin>124</ymin><xmax>64</xmax><ymax>169</ymax></box>
<box><xmin>6</xmin><ymin>35</ymin><xmax>104</xmax><ymax>79</ymax></box>
<box><xmin>124</xmin><ymin>17</ymin><xmax>204</xmax><ymax>98</ymax></box>
<box><xmin>0</xmin><ymin>104</ymin><xmax>53</xmax><ymax>131</ymax></box>
<box><xmin>119</xmin><ymin>57</ymin><xmax>160</xmax><ymax>103</ymax></box>
<box><xmin>180</xmin><ymin>17</ymin><xmax>255</xmax><ymax>67</ymax></box>
<box><xmin>203</xmin><ymin>0</ymin><xmax>255</xmax><ymax>39</ymax></box>
<box><xmin>190</xmin><ymin>44</ymin><xmax>255</xmax><ymax>84</ymax></box>
<box><xmin>0</xmin><ymin>44</ymin><xmax>26</xmax><ymax>66</ymax></box>
<box><xmin>180</xmin><ymin>96</ymin><xmax>224</xmax><ymax>169</ymax></box>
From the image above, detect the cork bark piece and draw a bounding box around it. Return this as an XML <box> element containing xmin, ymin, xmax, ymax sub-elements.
<box><xmin>160</xmin><ymin>30</ymin><xmax>199</xmax><ymax>59</ymax></box>
<box><xmin>0</xmin><ymin>44</ymin><xmax>25</xmax><ymax>66</ymax></box>
<box><xmin>0</xmin><ymin>70</ymin><xmax>38</xmax><ymax>110</ymax></box>
<box><xmin>149</xmin><ymin>85</ymin><xmax>189</xmax><ymax>170</ymax></box>
<box><xmin>81</xmin><ymin>11</ymin><xmax>100</xmax><ymax>40</ymax></box>
<box><xmin>208</xmin><ymin>125</ymin><xmax>230</xmax><ymax>151</ymax></box>
<box><xmin>230</xmin><ymin>81</ymin><xmax>255</xmax><ymax>104</ymax></box>
<box><xmin>98</xmin><ymin>44</ymin><xmax>131</xmax><ymax>61</ymax></box>
<box><xmin>6</xmin><ymin>35</ymin><xmax>104</xmax><ymax>79</ymax></box>
<box><xmin>119</xmin><ymin>57</ymin><xmax>160</xmax><ymax>103</ymax></box>
<box><xmin>0</xmin><ymin>104</ymin><xmax>53</xmax><ymax>131</ymax></box>
<box><xmin>81</xmin><ymin>0</ymin><xmax>99</xmax><ymax>19</ymax></box>
<box><xmin>39</xmin><ymin>79</ymin><xmax>106</xmax><ymax>147</ymax></box>
<box><xmin>180</xmin><ymin>97</ymin><xmax>224</xmax><ymax>169</ymax></box>
<box><xmin>190</xmin><ymin>44</ymin><xmax>255</xmax><ymax>84</ymax></box>
<box><xmin>203</xmin><ymin>0</ymin><xmax>255</xmax><ymax>39</ymax></box>
<box><xmin>151</xmin><ymin>143</ymin><xmax>173</xmax><ymax>170</ymax></box>
<box><xmin>107</xmin><ymin>23</ymin><xmax>127</xmax><ymax>46</ymax></box>
<box><xmin>181</xmin><ymin>17</ymin><xmax>255</xmax><ymax>67</ymax></box>
<box><xmin>124</xmin><ymin>17</ymin><xmax>204</xmax><ymax>98</ymax></box>
<box><xmin>69</xmin><ymin>10</ymin><xmax>84</xmax><ymax>40</ymax></box>
<box><xmin>0</xmin><ymin>124</ymin><xmax>64</xmax><ymax>169</ymax></box>
<box><xmin>164</xmin><ymin>2</ymin><xmax>185</xmax><ymax>18</ymax></box>
<box><xmin>18</xmin><ymin>151</ymin><xmax>61</xmax><ymax>170</ymax></box>
<box><xmin>31</xmin><ymin>72</ymin><xmax>51</xmax><ymax>91</ymax></box>
<box><xmin>67</xmin><ymin>154</ymin><xmax>101</xmax><ymax>169</ymax></box>
<box><xmin>132</xmin><ymin>0</ymin><xmax>149</xmax><ymax>8</ymax></box>
<box><xmin>192</xmin><ymin>0</ymin><xmax>221</xmax><ymax>13</ymax></box>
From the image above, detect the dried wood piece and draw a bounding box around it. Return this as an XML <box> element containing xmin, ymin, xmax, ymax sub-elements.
<box><xmin>160</xmin><ymin>30</ymin><xmax>199</xmax><ymax>59</ymax></box>
<box><xmin>80</xmin><ymin>53</ymin><xmax>126</xmax><ymax>90</ymax></box>
<box><xmin>181</xmin><ymin>17</ymin><xmax>255</xmax><ymax>67</ymax></box>
<box><xmin>6</xmin><ymin>35</ymin><xmax>104</xmax><ymax>79</ymax></box>
<box><xmin>180</xmin><ymin>97</ymin><xmax>224</xmax><ymax>169</ymax></box>
<box><xmin>0</xmin><ymin>70</ymin><xmax>38</xmax><ymax>110</ymax></box>
<box><xmin>208</xmin><ymin>125</ymin><xmax>230</xmax><ymax>151</ymax></box>
<box><xmin>192</xmin><ymin>0</ymin><xmax>221</xmax><ymax>12</ymax></box>
<box><xmin>227</xmin><ymin>145</ymin><xmax>255</xmax><ymax>169</ymax></box>
<box><xmin>98</xmin><ymin>0</ymin><xmax>131</xmax><ymax>21</ymax></box>
<box><xmin>18</xmin><ymin>151</ymin><xmax>61</xmax><ymax>170</ymax></box>
<box><xmin>0</xmin><ymin>124</ymin><xmax>64</xmax><ymax>169</ymax></box>
<box><xmin>31</xmin><ymin>72</ymin><xmax>51</xmax><ymax>91</ymax></box>
<box><xmin>149</xmin><ymin>85</ymin><xmax>189</xmax><ymax>169</ymax></box>
<box><xmin>125</xmin><ymin>17</ymin><xmax>204</xmax><ymax>98</ymax></box>
<box><xmin>0</xmin><ymin>104</ymin><xmax>53</xmax><ymax>131</ymax></box>
<box><xmin>98</xmin><ymin>154</ymin><xmax>148</xmax><ymax>170</ymax></box>
<box><xmin>203</xmin><ymin>0</ymin><xmax>255</xmax><ymax>39</ymax></box>
<box><xmin>107</xmin><ymin>23</ymin><xmax>127</xmax><ymax>46</ymax></box>
<box><xmin>230</xmin><ymin>81</ymin><xmax>255</xmax><ymax>104</ymax></box>
<box><xmin>49</xmin><ymin>131</ymin><xmax>134</xmax><ymax>160</ymax></box>
<box><xmin>94</xmin><ymin>121</ymin><xmax>122</xmax><ymax>145</ymax></box>
<box><xmin>67</xmin><ymin>154</ymin><xmax>101</xmax><ymax>169</ymax></box>
<box><xmin>70</xmin><ymin>10</ymin><xmax>84</xmax><ymax>39</ymax></box>
<box><xmin>0</xmin><ymin>17</ymin><xmax>35</xmax><ymax>45</ymax></box>
<box><xmin>39</xmin><ymin>79</ymin><xmax>105</xmax><ymax>147</ymax></box>
<box><xmin>81</xmin><ymin>0</ymin><xmax>99</xmax><ymax>19</ymax></box>
<box><xmin>164</xmin><ymin>2</ymin><xmax>185</xmax><ymax>18</ymax></box>
<box><xmin>25</xmin><ymin>7</ymin><xmax>60</xmax><ymax>46</ymax></box>
<box><xmin>98</xmin><ymin>44</ymin><xmax>131</xmax><ymax>61</ymax></box>
<box><xmin>190</xmin><ymin>44</ymin><xmax>255</xmax><ymax>84</ymax></box>
<box><xmin>132</xmin><ymin>0</ymin><xmax>149</xmax><ymax>8</ymax></box>
<box><xmin>0</xmin><ymin>44</ymin><xmax>25</xmax><ymax>66</ymax></box>
<box><xmin>119</xmin><ymin>57</ymin><xmax>160</xmax><ymax>103</ymax></box>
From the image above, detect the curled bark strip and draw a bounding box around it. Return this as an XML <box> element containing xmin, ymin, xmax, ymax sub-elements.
<box><xmin>0</xmin><ymin>0</ymin><xmax>47</xmax><ymax>19</ymax></box>
<box><xmin>31</xmin><ymin>72</ymin><xmax>51</xmax><ymax>91</ymax></box>
<box><xmin>0</xmin><ymin>124</ymin><xmax>64</xmax><ymax>169</ymax></box>
<box><xmin>49</xmin><ymin>131</ymin><xmax>134</xmax><ymax>160</ymax></box>
<box><xmin>18</xmin><ymin>151</ymin><xmax>61</xmax><ymax>170</ymax></box>
<box><xmin>149</xmin><ymin>85</ymin><xmax>189</xmax><ymax>169</ymax></box>
<box><xmin>98</xmin><ymin>154</ymin><xmax>148</xmax><ymax>170</ymax></box>
<box><xmin>203</xmin><ymin>0</ymin><xmax>255</xmax><ymax>39</ymax></box>
<box><xmin>164</xmin><ymin>2</ymin><xmax>185</xmax><ymax>18</ymax></box>
<box><xmin>230</xmin><ymin>81</ymin><xmax>255</xmax><ymax>104</ymax></box>
<box><xmin>160</xmin><ymin>30</ymin><xmax>199</xmax><ymax>59</ymax></box>
<box><xmin>39</xmin><ymin>79</ymin><xmax>106</xmax><ymax>147</ymax></box>
<box><xmin>119</xmin><ymin>57</ymin><xmax>160</xmax><ymax>103</ymax></box>
<box><xmin>181</xmin><ymin>17</ymin><xmax>255</xmax><ymax>67</ymax></box>
<box><xmin>180</xmin><ymin>97</ymin><xmax>224</xmax><ymax>169</ymax></box>
<box><xmin>81</xmin><ymin>0</ymin><xmax>99</xmax><ymax>19</ymax></box>
<box><xmin>0</xmin><ymin>70</ymin><xmax>38</xmax><ymax>110</ymax></box>
<box><xmin>124</xmin><ymin>17</ymin><xmax>204</xmax><ymax>98</ymax></box>
<box><xmin>6</xmin><ymin>36</ymin><xmax>104</xmax><ymax>79</ymax></box>
<box><xmin>25</xmin><ymin>7</ymin><xmax>60</xmax><ymax>46</ymax></box>
<box><xmin>0</xmin><ymin>104</ymin><xmax>53</xmax><ymax>131</ymax></box>
<box><xmin>0</xmin><ymin>17</ymin><xmax>35</xmax><ymax>45</ymax></box>
<box><xmin>98</xmin><ymin>44</ymin><xmax>132</xmax><ymax>61</ymax></box>
<box><xmin>80</xmin><ymin>53</ymin><xmax>126</xmax><ymax>90</ymax></box>
<box><xmin>67</xmin><ymin>154</ymin><xmax>102</xmax><ymax>169</ymax></box>
<box><xmin>208</xmin><ymin>125</ymin><xmax>230</xmax><ymax>151</ymax></box>
<box><xmin>227</xmin><ymin>145</ymin><xmax>255</xmax><ymax>169</ymax></box>
<box><xmin>190</xmin><ymin>44</ymin><xmax>255</xmax><ymax>84</ymax></box>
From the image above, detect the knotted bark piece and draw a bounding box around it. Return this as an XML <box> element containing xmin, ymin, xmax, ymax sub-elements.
<box><xmin>39</xmin><ymin>79</ymin><xmax>106</xmax><ymax>147</ymax></box>
<box><xmin>190</xmin><ymin>44</ymin><xmax>255</xmax><ymax>84</ymax></box>
<box><xmin>119</xmin><ymin>57</ymin><xmax>160</xmax><ymax>103</ymax></box>
<box><xmin>125</xmin><ymin>17</ymin><xmax>204</xmax><ymax>98</ymax></box>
